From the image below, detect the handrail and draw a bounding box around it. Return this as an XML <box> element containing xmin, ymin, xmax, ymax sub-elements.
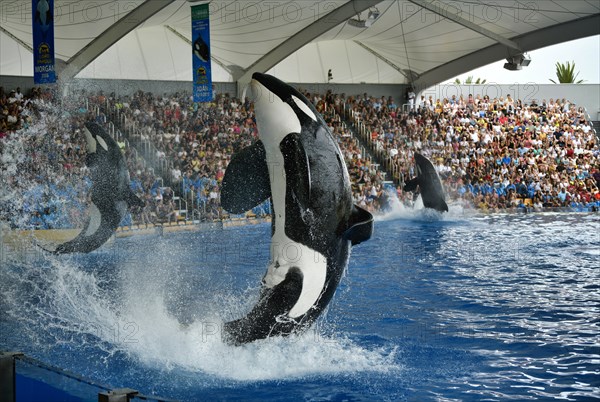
<box><xmin>336</xmin><ymin>102</ymin><xmax>398</xmax><ymax>186</ymax></box>
<box><xmin>582</xmin><ymin>106</ymin><xmax>599</xmax><ymax>140</ymax></box>
<box><xmin>93</xmin><ymin>108</ymin><xmax>148</xmax><ymax>171</ymax></box>
<box><xmin>1</xmin><ymin>351</ymin><xmax>178</xmax><ymax>402</ymax></box>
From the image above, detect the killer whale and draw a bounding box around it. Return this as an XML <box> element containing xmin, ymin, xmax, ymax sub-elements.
<box><xmin>193</xmin><ymin>35</ymin><xmax>209</xmax><ymax>62</ymax></box>
<box><xmin>403</xmin><ymin>152</ymin><xmax>448</xmax><ymax>213</ymax></box>
<box><xmin>221</xmin><ymin>73</ymin><xmax>374</xmax><ymax>345</ymax></box>
<box><xmin>42</xmin><ymin>122</ymin><xmax>143</xmax><ymax>254</ymax></box>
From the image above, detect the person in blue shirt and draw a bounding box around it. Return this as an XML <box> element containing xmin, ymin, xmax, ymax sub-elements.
<box><xmin>516</xmin><ymin>181</ymin><xmax>528</xmax><ymax>197</ymax></box>
<box><xmin>482</xmin><ymin>182</ymin><xmax>493</xmax><ymax>195</ymax></box>
<box><xmin>557</xmin><ymin>188</ymin><xmax>569</xmax><ymax>204</ymax></box>
<box><xmin>518</xmin><ymin>145</ymin><xmax>529</xmax><ymax>156</ymax></box>
<box><xmin>527</xmin><ymin>182</ymin><xmax>536</xmax><ymax>199</ymax></box>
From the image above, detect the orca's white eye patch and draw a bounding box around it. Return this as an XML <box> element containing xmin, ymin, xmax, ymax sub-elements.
<box><xmin>291</xmin><ymin>95</ymin><xmax>317</xmax><ymax>122</ymax></box>
<box><xmin>83</xmin><ymin>127</ymin><xmax>97</xmax><ymax>153</ymax></box>
<box><xmin>96</xmin><ymin>136</ymin><xmax>109</xmax><ymax>152</ymax></box>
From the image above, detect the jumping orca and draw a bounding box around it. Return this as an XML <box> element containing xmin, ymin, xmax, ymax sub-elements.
<box><xmin>221</xmin><ymin>73</ymin><xmax>374</xmax><ymax>345</ymax></box>
<box><xmin>403</xmin><ymin>152</ymin><xmax>448</xmax><ymax>212</ymax></box>
<box><xmin>193</xmin><ymin>35</ymin><xmax>210</xmax><ymax>63</ymax></box>
<box><xmin>43</xmin><ymin>122</ymin><xmax>143</xmax><ymax>254</ymax></box>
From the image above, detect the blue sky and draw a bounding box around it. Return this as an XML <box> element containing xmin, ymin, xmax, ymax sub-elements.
<box><xmin>448</xmin><ymin>35</ymin><xmax>600</xmax><ymax>84</ymax></box>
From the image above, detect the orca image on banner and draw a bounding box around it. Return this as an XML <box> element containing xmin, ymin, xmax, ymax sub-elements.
<box><xmin>192</xmin><ymin>4</ymin><xmax>212</xmax><ymax>102</ymax></box>
<box><xmin>32</xmin><ymin>0</ymin><xmax>56</xmax><ymax>84</ymax></box>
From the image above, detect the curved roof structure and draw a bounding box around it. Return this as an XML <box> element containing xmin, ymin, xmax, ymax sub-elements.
<box><xmin>1</xmin><ymin>0</ymin><xmax>599</xmax><ymax>87</ymax></box>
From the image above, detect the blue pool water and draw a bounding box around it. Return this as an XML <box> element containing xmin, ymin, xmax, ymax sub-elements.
<box><xmin>1</xmin><ymin>210</ymin><xmax>599</xmax><ymax>401</ymax></box>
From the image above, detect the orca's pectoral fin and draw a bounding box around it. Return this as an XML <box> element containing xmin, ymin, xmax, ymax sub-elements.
<box><xmin>280</xmin><ymin>134</ymin><xmax>311</xmax><ymax>206</ymax></box>
<box><xmin>125</xmin><ymin>190</ymin><xmax>144</xmax><ymax>208</ymax></box>
<box><xmin>344</xmin><ymin>205</ymin><xmax>374</xmax><ymax>246</ymax></box>
<box><xmin>403</xmin><ymin>177</ymin><xmax>420</xmax><ymax>192</ymax></box>
<box><xmin>221</xmin><ymin>141</ymin><xmax>271</xmax><ymax>214</ymax></box>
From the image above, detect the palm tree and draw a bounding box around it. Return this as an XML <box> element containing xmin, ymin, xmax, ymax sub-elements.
<box><xmin>549</xmin><ymin>61</ymin><xmax>584</xmax><ymax>83</ymax></box>
<box><xmin>454</xmin><ymin>76</ymin><xmax>487</xmax><ymax>84</ymax></box>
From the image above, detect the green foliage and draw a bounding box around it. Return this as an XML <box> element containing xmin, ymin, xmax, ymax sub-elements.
<box><xmin>549</xmin><ymin>61</ymin><xmax>584</xmax><ymax>84</ymax></box>
<box><xmin>454</xmin><ymin>76</ymin><xmax>487</xmax><ymax>84</ymax></box>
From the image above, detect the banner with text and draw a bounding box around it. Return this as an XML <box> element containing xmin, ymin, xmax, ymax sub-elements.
<box><xmin>32</xmin><ymin>0</ymin><xmax>56</xmax><ymax>84</ymax></box>
<box><xmin>192</xmin><ymin>4</ymin><xmax>212</xmax><ymax>102</ymax></box>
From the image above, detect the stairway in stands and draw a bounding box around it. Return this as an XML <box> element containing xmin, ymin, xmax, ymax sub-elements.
<box><xmin>330</xmin><ymin>105</ymin><xmax>399</xmax><ymax>190</ymax></box>
<box><xmin>90</xmin><ymin>101</ymin><xmax>190</xmax><ymax>221</ymax></box>
<box><xmin>592</xmin><ymin>121</ymin><xmax>600</xmax><ymax>140</ymax></box>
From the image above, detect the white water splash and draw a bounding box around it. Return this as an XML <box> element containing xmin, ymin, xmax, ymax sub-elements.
<box><xmin>375</xmin><ymin>191</ymin><xmax>472</xmax><ymax>223</ymax></box>
<box><xmin>0</xmin><ymin>235</ymin><xmax>399</xmax><ymax>382</ymax></box>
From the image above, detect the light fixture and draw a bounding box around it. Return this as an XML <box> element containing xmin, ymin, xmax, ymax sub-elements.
<box><xmin>348</xmin><ymin>7</ymin><xmax>380</xmax><ymax>29</ymax></box>
<box><xmin>504</xmin><ymin>53</ymin><xmax>531</xmax><ymax>71</ymax></box>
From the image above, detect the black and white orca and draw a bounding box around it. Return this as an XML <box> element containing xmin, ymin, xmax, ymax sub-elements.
<box><xmin>193</xmin><ymin>35</ymin><xmax>210</xmax><ymax>63</ymax></box>
<box><xmin>403</xmin><ymin>152</ymin><xmax>449</xmax><ymax>213</ymax></box>
<box><xmin>221</xmin><ymin>73</ymin><xmax>374</xmax><ymax>345</ymax></box>
<box><xmin>43</xmin><ymin>122</ymin><xmax>143</xmax><ymax>254</ymax></box>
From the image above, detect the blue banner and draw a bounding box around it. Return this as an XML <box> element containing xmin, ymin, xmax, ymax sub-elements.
<box><xmin>192</xmin><ymin>4</ymin><xmax>212</xmax><ymax>102</ymax></box>
<box><xmin>32</xmin><ymin>0</ymin><xmax>56</xmax><ymax>84</ymax></box>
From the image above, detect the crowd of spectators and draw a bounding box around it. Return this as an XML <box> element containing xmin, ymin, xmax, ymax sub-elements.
<box><xmin>1</xmin><ymin>86</ymin><xmax>88</xmax><ymax>229</ymax></box>
<box><xmin>102</xmin><ymin>90</ymin><xmax>257</xmax><ymax>219</ymax></box>
<box><xmin>101</xmin><ymin>88</ymin><xmax>396</xmax><ymax>217</ymax></box>
<box><xmin>2</xmin><ymin>83</ymin><xmax>599</xmax><ymax>232</ymax></box>
<box><xmin>318</xmin><ymin>94</ymin><xmax>393</xmax><ymax>213</ymax></box>
<box><xmin>341</xmin><ymin>92</ymin><xmax>600</xmax><ymax>211</ymax></box>
<box><xmin>0</xmin><ymin>86</ymin><xmax>165</xmax><ymax>229</ymax></box>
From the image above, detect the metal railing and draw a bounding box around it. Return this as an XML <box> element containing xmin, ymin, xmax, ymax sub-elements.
<box><xmin>88</xmin><ymin>105</ymin><xmax>147</xmax><ymax>172</ymax></box>
<box><xmin>87</xmin><ymin>99</ymin><xmax>214</xmax><ymax>224</ymax></box>
<box><xmin>103</xmin><ymin>103</ymin><xmax>173</xmax><ymax>188</ymax></box>
<box><xmin>340</xmin><ymin>103</ymin><xmax>404</xmax><ymax>186</ymax></box>
<box><xmin>582</xmin><ymin>106</ymin><xmax>599</xmax><ymax>141</ymax></box>
<box><xmin>1</xmin><ymin>351</ymin><xmax>177</xmax><ymax>402</ymax></box>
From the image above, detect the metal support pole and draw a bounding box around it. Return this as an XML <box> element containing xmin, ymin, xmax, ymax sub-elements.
<box><xmin>98</xmin><ymin>388</ymin><xmax>139</xmax><ymax>402</ymax></box>
<box><xmin>0</xmin><ymin>352</ymin><xmax>23</xmax><ymax>402</ymax></box>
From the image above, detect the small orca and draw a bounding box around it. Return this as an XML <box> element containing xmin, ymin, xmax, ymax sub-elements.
<box><xmin>42</xmin><ymin>122</ymin><xmax>143</xmax><ymax>254</ymax></box>
<box><xmin>34</xmin><ymin>0</ymin><xmax>52</xmax><ymax>34</ymax></box>
<box><xmin>221</xmin><ymin>73</ymin><xmax>374</xmax><ymax>345</ymax></box>
<box><xmin>193</xmin><ymin>35</ymin><xmax>210</xmax><ymax>63</ymax></box>
<box><xmin>403</xmin><ymin>152</ymin><xmax>448</xmax><ymax>212</ymax></box>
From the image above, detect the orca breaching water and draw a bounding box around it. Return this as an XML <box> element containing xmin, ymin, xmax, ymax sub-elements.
<box><xmin>41</xmin><ymin>122</ymin><xmax>144</xmax><ymax>254</ymax></box>
<box><xmin>403</xmin><ymin>152</ymin><xmax>449</xmax><ymax>213</ymax></box>
<box><xmin>221</xmin><ymin>73</ymin><xmax>374</xmax><ymax>345</ymax></box>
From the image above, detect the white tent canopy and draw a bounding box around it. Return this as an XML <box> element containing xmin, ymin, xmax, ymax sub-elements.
<box><xmin>1</xmin><ymin>0</ymin><xmax>599</xmax><ymax>86</ymax></box>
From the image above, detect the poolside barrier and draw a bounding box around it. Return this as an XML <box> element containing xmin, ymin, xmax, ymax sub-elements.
<box><xmin>0</xmin><ymin>351</ymin><xmax>177</xmax><ymax>402</ymax></box>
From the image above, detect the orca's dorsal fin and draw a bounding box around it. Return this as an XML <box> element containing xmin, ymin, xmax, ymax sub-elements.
<box><xmin>344</xmin><ymin>205</ymin><xmax>374</xmax><ymax>246</ymax></box>
<box><xmin>221</xmin><ymin>141</ymin><xmax>271</xmax><ymax>214</ymax></box>
<box><xmin>403</xmin><ymin>177</ymin><xmax>420</xmax><ymax>192</ymax></box>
